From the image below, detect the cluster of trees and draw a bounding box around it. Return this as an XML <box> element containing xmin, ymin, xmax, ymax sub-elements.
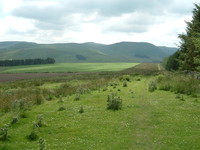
<box><xmin>0</xmin><ymin>58</ymin><xmax>55</xmax><ymax>66</ymax></box>
<box><xmin>165</xmin><ymin>4</ymin><xmax>200</xmax><ymax>72</ymax></box>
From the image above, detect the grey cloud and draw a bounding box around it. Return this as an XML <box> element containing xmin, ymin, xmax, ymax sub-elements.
<box><xmin>13</xmin><ymin>0</ymin><xmax>176</xmax><ymax>21</ymax></box>
<box><xmin>103</xmin><ymin>12</ymin><xmax>157</xmax><ymax>33</ymax></box>
<box><xmin>108</xmin><ymin>24</ymin><xmax>149</xmax><ymax>33</ymax></box>
<box><xmin>12</xmin><ymin>4</ymin><xmax>65</xmax><ymax>23</ymax></box>
<box><xmin>7</xmin><ymin>28</ymin><xmax>36</xmax><ymax>35</ymax></box>
<box><xmin>11</xmin><ymin>0</ymin><xmax>196</xmax><ymax>33</ymax></box>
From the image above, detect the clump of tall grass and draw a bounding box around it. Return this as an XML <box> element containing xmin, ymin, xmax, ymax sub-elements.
<box><xmin>0</xmin><ymin>124</ymin><xmax>9</xmax><ymax>141</ymax></box>
<box><xmin>27</xmin><ymin>122</ymin><xmax>39</xmax><ymax>141</ymax></box>
<box><xmin>12</xmin><ymin>98</ymin><xmax>31</xmax><ymax>111</ymax></box>
<box><xmin>102</xmin><ymin>86</ymin><xmax>108</xmax><ymax>91</ymax></box>
<box><xmin>157</xmin><ymin>73</ymin><xmax>200</xmax><ymax>96</ymax></box>
<box><xmin>74</xmin><ymin>93</ymin><xmax>80</xmax><ymax>101</ymax></box>
<box><xmin>79</xmin><ymin>106</ymin><xmax>84</xmax><ymax>113</ymax></box>
<box><xmin>39</xmin><ymin>137</ymin><xmax>46</xmax><ymax>150</ymax></box>
<box><xmin>36</xmin><ymin>115</ymin><xmax>45</xmax><ymax>127</ymax></box>
<box><xmin>148</xmin><ymin>80</ymin><xmax>157</xmax><ymax>92</ymax></box>
<box><xmin>123</xmin><ymin>81</ymin><xmax>128</xmax><ymax>87</ymax></box>
<box><xmin>10</xmin><ymin>116</ymin><xmax>19</xmax><ymax>125</ymax></box>
<box><xmin>58</xmin><ymin>106</ymin><xmax>66</xmax><ymax>111</ymax></box>
<box><xmin>119</xmin><ymin>75</ymin><xmax>131</xmax><ymax>82</ymax></box>
<box><xmin>107</xmin><ymin>93</ymin><xmax>122</xmax><ymax>110</ymax></box>
<box><xmin>0</xmin><ymin>73</ymin><xmax>112</xmax><ymax>113</ymax></box>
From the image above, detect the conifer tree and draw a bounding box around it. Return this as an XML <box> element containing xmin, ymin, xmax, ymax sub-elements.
<box><xmin>178</xmin><ymin>4</ymin><xmax>200</xmax><ymax>71</ymax></box>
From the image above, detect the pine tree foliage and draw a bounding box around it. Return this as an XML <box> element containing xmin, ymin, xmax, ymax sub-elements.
<box><xmin>178</xmin><ymin>4</ymin><xmax>200</xmax><ymax>71</ymax></box>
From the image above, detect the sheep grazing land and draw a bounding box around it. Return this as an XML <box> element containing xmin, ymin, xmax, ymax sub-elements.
<box><xmin>0</xmin><ymin>63</ymin><xmax>199</xmax><ymax>150</ymax></box>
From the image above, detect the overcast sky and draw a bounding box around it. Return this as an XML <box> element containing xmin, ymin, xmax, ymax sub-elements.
<box><xmin>0</xmin><ymin>0</ymin><xmax>199</xmax><ymax>46</ymax></box>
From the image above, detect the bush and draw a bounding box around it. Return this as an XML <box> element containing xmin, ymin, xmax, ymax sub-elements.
<box><xmin>35</xmin><ymin>94</ymin><xmax>44</xmax><ymax>105</ymax></box>
<box><xmin>109</xmin><ymin>82</ymin><xmax>118</xmax><ymax>87</ymax></box>
<box><xmin>119</xmin><ymin>75</ymin><xmax>131</xmax><ymax>82</ymax></box>
<box><xmin>148</xmin><ymin>80</ymin><xmax>157</xmax><ymax>92</ymax></box>
<box><xmin>27</xmin><ymin>122</ymin><xmax>39</xmax><ymax>141</ymax></box>
<box><xmin>36</xmin><ymin>115</ymin><xmax>44</xmax><ymax>127</ymax></box>
<box><xmin>27</xmin><ymin>130</ymin><xmax>38</xmax><ymax>141</ymax></box>
<box><xmin>103</xmin><ymin>86</ymin><xmax>108</xmax><ymax>91</ymax></box>
<box><xmin>107</xmin><ymin>93</ymin><xmax>122</xmax><ymax>110</ymax></box>
<box><xmin>58</xmin><ymin>106</ymin><xmax>66</xmax><ymax>111</ymax></box>
<box><xmin>12</xmin><ymin>98</ymin><xmax>29</xmax><ymax>111</ymax></box>
<box><xmin>157</xmin><ymin>73</ymin><xmax>200</xmax><ymax>96</ymax></box>
<box><xmin>0</xmin><ymin>125</ymin><xmax>9</xmax><ymax>141</ymax></box>
<box><xmin>47</xmin><ymin>95</ymin><xmax>54</xmax><ymax>101</ymax></box>
<box><xmin>74</xmin><ymin>94</ymin><xmax>80</xmax><ymax>101</ymax></box>
<box><xmin>39</xmin><ymin>138</ymin><xmax>46</xmax><ymax>150</ymax></box>
<box><xmin>10</xmin><ymin>117</ymin><xmax>18</xmax><ymax>125</ymax></box>
<box><xmin>123</xmin><ymin>81</ymin><xmax>128</xmax><ymax>87</ymax></box>
<box><xmin>123</xmin><ymin>75</ymin><xmax>131</xmax><ymax>82</ymax></box>
<box><xmin>79</xmin><ymin>106</ymin><xmax>84</xmax><ymax>113</ymax></box>
<box><xmin>20</xmin><ymin>111</ymin><xmax>28</xmax><ymax>118</ymax></box>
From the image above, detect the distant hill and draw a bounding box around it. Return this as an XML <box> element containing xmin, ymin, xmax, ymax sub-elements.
<box><xmin>0</xmin><ymin>41</ymin><xmax>177</xmax><ymax>62</ymax></box>
<box><xmin>158</xmin><ymin>46</ymin><xmax>178</xmax><ymax>56</ymax></box>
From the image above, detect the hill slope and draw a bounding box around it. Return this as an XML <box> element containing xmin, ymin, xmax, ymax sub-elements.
<box><xmin>0</xmin><ymin>41</ymin><xmax>177</xmax><ymax>62</ymax></box>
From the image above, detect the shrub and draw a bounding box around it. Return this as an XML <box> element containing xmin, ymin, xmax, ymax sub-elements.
<box><xmin>10</xmin><ymin>116</ymin><xmax>18</xmax><ymax>125</ymax></box>
<box><xmin>0</xmin><ymin>125</ymin><xmax>9</xmax><ymax>141</ymax></box>
<box><xmin>107</xmin><ymin>93</ymin><xmax>122</xmax><ymax>110</ymax></box>
<box><xmin>148</xmin><ymin>80</ymin><xmax>157</xmax><ymax>92</ymax></box>
<box><xmin>58</xmin><ymin>106</ymin><xmax>66</xmax><ymax>111</ymax></box>
<box><xmin>74</xmin><ymin>94</ymin><xmax>80</xmax><ymax>101</ymax></box>
<box><xmin>102</xmin><ymin>86</ymin><xmax>108</xmax><ymax>91</ymax></box>
<box><xmin>79</xmin><ymin>106</ymin><xmax>84</xmax><ymax>113</ymax></box>
<box><xmin>123</xmin><ymin>81</ymin><xmax>128</xmax><ymax>87</ymax></box>
<box><xmin>77</xmin><ymin>87</ymin><xmax>90</xmax><ymax>95</ymax></box>
<box><xmin>20</xmin><ymin>111</ymin><xmax>28</xmax><ymax>118</ymax></box>
<box><xmin>47</xmin><ymin>95</ymin><xmax>54</xmax><ymax>101</ymax></box>
<box><xmin>36</xmin><ymin>115</ymin><xmax>44</xmax><ymax>127</ymax></box>
<box><xmin>156</xmin><ymin>73</ymin><xmax>200</xmax><ymax>96</ymax></box>
<box><xmin>12</xmin><ymin>98</ymin><xmax>29</xmax><ymax>111</ymax></box>
<box><xmin>119</xmin><ymin>75</ymin><xmax>131</xmax><ymax>82</ymax></box>
<box><xmin>136</xmin><ymin>78</ymin><xmax>141</xmax><ymax>81</ymax></box>
<box><xmin>39</xmin><ymin>137</ymin><xmax>46</xmax><ymax>150</ymax></box>
<box><xmin>123</xmin><ymin>75</ymin><xmax>131</xmax><ymax>82</ymax></box>
<box><xmin>27</xmin><ymin>129</ymin><xmax>38</xmax><ymax>141</ymax></box>
<box><xmin>158</xmin><ymin>82</ymin><xmax>171</xmax><ymax>91</ymax></box>
<box><xmin>27</xmin><ymin>122</ymin><xmax>39</xmax><ymax>141</ymax></box>
<box><xmin>109</xmin><ymin>82</ymin><xmax>118</xmax><ymax>87</ymax></box>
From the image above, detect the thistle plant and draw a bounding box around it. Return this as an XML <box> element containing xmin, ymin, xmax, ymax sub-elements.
<box><xmin>0</xmin><ymin>124</ymin><xmax>9</xmax><ymax>141</ymax></box>
<box><xmin>39</xmin><ymin>137</ymin><xmax>46</xmax><ymax>150</ymax></box>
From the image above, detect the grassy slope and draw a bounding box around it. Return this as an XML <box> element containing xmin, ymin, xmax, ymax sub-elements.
<box><xmin>0</xmin><ymin>76</ymin><xmax>199</xmax><ymax>149</ymax></box>
<box><xmin>0</xmin><ymin>63</ymin><xmax>139</xmax><ymax>73</ymax></box>
<box><xmin>0</xmin><ymin>41</ymin><xmax>176</xmax><ymax>63</ymax></box>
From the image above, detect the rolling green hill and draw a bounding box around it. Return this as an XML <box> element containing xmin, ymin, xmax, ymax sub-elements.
<box><xmin>0</xmin><ymin>41</ymin><xmax>177</xmax><ymax>62</ymax></box>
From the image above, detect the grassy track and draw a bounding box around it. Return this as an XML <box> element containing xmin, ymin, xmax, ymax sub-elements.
<box><xmin>0</xmin><ymin>75</ymin><xmax>199</xmax><ymax>149</ymax></box>
<box><xmin>0</xmin><ymin>63</ymin><xmax>139</xmax><ymax>73</ymax></box>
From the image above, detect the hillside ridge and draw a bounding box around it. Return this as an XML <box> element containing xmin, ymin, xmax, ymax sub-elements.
<box><xmin>0</xmin><ymin>41</ymin><xmax>177</xmax><ymax>62</ymax></box>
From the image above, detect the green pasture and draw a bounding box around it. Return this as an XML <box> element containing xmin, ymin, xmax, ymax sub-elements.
<box><xmin>0</xmin><ymin>74</ymin><xmax>200</xmax><ymax>149</ymax></box>
<box><xmin>0</xmin><ymin>63</ymin><xmax>139</xmax><ymax>73</ymax></box>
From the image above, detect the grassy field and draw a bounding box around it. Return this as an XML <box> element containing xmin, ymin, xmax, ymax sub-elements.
<box><xmin>0</xmin><ymin>63</ymin><xmax>199</xmax><ymax>150</ymax></box>
<box><xmin>0</xmin><ymin>63</ymin><xmax>139</xmax><ymax>73</ymax></box>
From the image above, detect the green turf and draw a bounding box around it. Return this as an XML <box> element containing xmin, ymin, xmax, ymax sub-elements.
<box><xmin>0</xmin><ymin>75</ymin><xmax>199</xmax><ymax>149</ymax></box>
<box><xmin>0</xmin><ymin>63</ymin><xmax>139</xmax><ymax>73</ymax></box>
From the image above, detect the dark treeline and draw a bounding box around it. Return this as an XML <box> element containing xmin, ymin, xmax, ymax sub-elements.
<box><xmin>0</xmin><ymin>57</ymin><xmax>55</xmax><ymax>66</ymax></box>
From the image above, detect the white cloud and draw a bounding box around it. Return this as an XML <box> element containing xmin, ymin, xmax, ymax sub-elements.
<box><xmin>0</xmin><ymin>0</ymin><xmax>199</xmax><ymax>46</ymax></box>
